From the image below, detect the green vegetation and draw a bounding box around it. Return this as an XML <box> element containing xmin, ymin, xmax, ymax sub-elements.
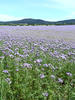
<box><xmin>0</xmin><ymin>39</ymin><xmax>75</xmax><ymax>100</ymax></box>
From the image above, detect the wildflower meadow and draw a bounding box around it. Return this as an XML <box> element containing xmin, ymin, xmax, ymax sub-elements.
<box><xmin>0</xmin><ymin>26</ymin><xmax>75</xmax><ymax>100</ymax></box>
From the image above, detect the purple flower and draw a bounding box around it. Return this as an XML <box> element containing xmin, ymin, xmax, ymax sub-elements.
<box><xmin>5</xmin><ymin>78</ymin><xmax>11</xmax><ymax>84</ymax></box>
<box><xmin>3</xmin><ymin>70</ymin><xmax>9</xmax><ymax>73</ymax></box>
<box><xmin>60</xmin><ymin>54</ymin><xmax>66</xmax><ymax>60</ymax></box>
<box><xmin>23</xmin><ymin>63</ymin><xmax>32</xmax><ymax>68</ymax></box>
<box><xmin>9</xmin><ymin>54</ymin><xmax>14</xmax><ymax>58</ymax></box>
<box><xmin>40</xmin><ymin>74</ymin><xmax>45</xmax><ymax>78</ymax></box>
<box><xmin>66</xmin><ymin>72</ymin><xmax>72</xmax><ymax>77</ymax></box>
<box><xmin>35</xmin><ymin>59</ymin><xmax>42</xmax><ymax>63</ymax></box>
<box><xmin>42</xmin><ymin>92</ymin><xmax>48</xmax><ymax>96</ymax></box>
<box><xmin>41</xmin><ymin>68</ymin><xmax>44</xmax><ymax>71</ymax></box>
<box><xmin>16</xmin><ymin>69</ymin><xmax>19</xmax><ymax>72</ymax></box>
<box><xmin>0</xmin><ymin>56</ymin><xmax>4</xmax><ymax>59</ymax></box>
<box><xmin>51</xmin><ymin>75</ymin><xmax>55</xmax><ymax>79</ymax></box>
<box><xmin>43</xmin><ymin>64</ymin><xmax>48</xmax><ymax>67</ymax></box>
<box><xmin>58</xmin><ymin>78</ymin><xmax>63</xmax><ymax>83</ymax></box>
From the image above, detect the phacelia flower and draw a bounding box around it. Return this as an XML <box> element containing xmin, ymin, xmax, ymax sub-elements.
<box><xmin>43</xmin><ymin>64</ymin><xmax>48</xmax><ymax>67</ymax></box>
<box><xmin>3</xmin><ymin>70</ymin><xmax>9</xmax><ymax>73</ymax></box>
<box><xmin>66</xmin><ymin>72</ymin><xmax>72</xmax><ymax>77</ymax></box>
<box><xmin>40</xmin><ymin>74</ymin><xmax>45</xmax><ymax>78</ymax></box>
<box><xmin>5</xmin><ymin>78</ymin><xmax>11</xmax><ymax>84</ymax></box>
<box><xmin>35</xmin><ymin>59</ymin><xmax>42</xmax><ymax>63</ymax></box>
<box><xmin>58</xmin><ymin>78</ymin><xmax>63</xmax><ymax>83</ymax></box>
<box><xmin>23</xmin><ymin>63</ymin><xmax>32</xmax><ymax>68</ymax></box>
<box><xmin>51</xmin><ymin>75</ymin><xmax>55</xmax><ymax>79</ymax></box>
<box><xmin>42</xmin><ymin>92</ymin><xmax>48</xmax><ymax>96</ymax></box>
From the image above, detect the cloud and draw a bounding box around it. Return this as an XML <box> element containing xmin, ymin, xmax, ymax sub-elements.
<box><xmin>0</xmin><ymin>14</ymin><xmax>23</xmax><ymax>21</ymax></box>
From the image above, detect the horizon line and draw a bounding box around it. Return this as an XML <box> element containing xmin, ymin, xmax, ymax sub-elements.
<box><xmin>0</xmin><ymin>18</ymin><xmax>75</xmax><ymax>22</ymax></box>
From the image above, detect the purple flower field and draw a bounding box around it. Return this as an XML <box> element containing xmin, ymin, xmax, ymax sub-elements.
<box><xmin>0</xmin><ymin>25</ymin><xmax>75</xmax><ymax>42</ymax></box>
<box><xmin>0</xmin><ymin>25</ymin><xmax>75</xmax><ymax>100</ymax></box>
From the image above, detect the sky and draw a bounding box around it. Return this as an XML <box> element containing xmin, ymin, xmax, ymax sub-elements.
<box><xmin>0</xmin><ymin>0</ymin><xmax>75</xmax><ymax>21</ymax></box>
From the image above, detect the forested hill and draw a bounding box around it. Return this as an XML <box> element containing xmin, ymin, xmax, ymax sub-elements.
<box><xmin>0</xmin><ymin>18</ymin><xmax>75</xmax><ymax>25</ymax></box>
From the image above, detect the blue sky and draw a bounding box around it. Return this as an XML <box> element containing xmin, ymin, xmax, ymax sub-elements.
<box><xmin>0</xmin><ymin>0</ymin><xmax>75</xmax><ymax>21</ymax></box>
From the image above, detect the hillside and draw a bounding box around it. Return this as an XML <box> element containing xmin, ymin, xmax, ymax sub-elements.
<box><xmin>0</xmin><ymin>18</ymin><xmax>75</xmax><ymax>25</ymax></box>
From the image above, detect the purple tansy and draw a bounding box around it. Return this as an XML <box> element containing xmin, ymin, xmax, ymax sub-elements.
<box><xmin>42</xmin><ymin>92</ymin><xmax>48</xmax><ymax>96</ymax></box>
<box><xmin>5</xmin><ymin>78</ymin><xmax>11</xmax><ymax>84</ymax></box>
<box><xmin>0</xmin><ymin>56</ymin><xmax>4</xmax><ymax>59</ymax></box>
<box><xmin>43</xmin><ymin>64</ymin><xmax>48</xmax><ymax>67</ymax></box>
<box><xmin>58</xmin><ymin>78</ymin><xmax>63</xmax><ymax>83</ymax></box>
<box><xmin>66</xmin><ymin>72</ymin><xmax>72</xmax><ymax>77</ymax></box>
<box><xmin>35</xmin><ymin>59</ymin><xmax>42</xmax><ymax>63</ymax></box>
<box><xmin>3</xmin><ymin>70</ymin><xmax>9</xmax><ymax>73</ymax></box>
<box><xmin>60</xmin><ymin>54</ymin><xmax>66</xmax><ymax>60</ymax></box>
<box><xmin>16</xmin><ymin>69</ymin><xmax>19</xmax><ymax>72</ymax></box>
<box><xmin>23</xmin><ymin>63</ymin><xmax>32</xmax><ymax>68</ymax></box>
<box><xmin>51</xmin><ymin>75</ymin><xmax>55</xmax><ymax>79</ymax></box>
<box><xmin>40</xmin><ymin>74</ymin><xmax>45</xmax><ymax>78</ymax></box>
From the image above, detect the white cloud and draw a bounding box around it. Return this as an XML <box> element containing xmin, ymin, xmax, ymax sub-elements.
<box><xmin>0</xmin><ymin>14</ymin><xmax>23</xmax><ymax>21</ymax></box>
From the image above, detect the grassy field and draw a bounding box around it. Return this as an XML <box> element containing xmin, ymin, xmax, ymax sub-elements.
<box><xmin>0</xmin><ymin>26</ymin><xmax>75</xmax><ymax>100</ymax></box>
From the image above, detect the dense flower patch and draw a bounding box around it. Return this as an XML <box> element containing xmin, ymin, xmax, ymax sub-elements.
<box><xmin>0</xmin><ymin>26</ymin><xmax>75</xmax><ymax>100</ymax></box>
